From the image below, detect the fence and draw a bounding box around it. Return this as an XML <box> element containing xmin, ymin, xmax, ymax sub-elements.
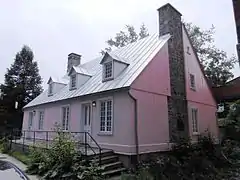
<box><xmin>8</xmin><ymin>130</ymin><xmax>102</xmax><ymax>165</ymax></box>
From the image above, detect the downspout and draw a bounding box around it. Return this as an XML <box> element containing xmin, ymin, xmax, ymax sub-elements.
<box><xmin>128</xmin><ymin>90</ymin><xmax>140</xmax><ymax>164</ymax></box>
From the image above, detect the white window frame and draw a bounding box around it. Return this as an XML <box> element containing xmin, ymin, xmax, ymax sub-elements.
<box><xmin>48</xmin><ymin>83</ymin><xmax>53</xmax><ymax>96</ymax></box>
<box><xmin>103</xmin><ymin>61</ymin><xmax>113</xmax><ymax>81</ymax></box>
<box><xmin>99</xmin><ymin>98</ymin><xmax>113</xmax><ymax>134</ymax></box>
<box><xmin>61</xmin><ymin>105</ymin><xmax>70</xmax><ymax>131</ymax></box>
<box><xmin>191</xmin><ymin>108</ymin><xmax>199</xmax><ymax>134</ymax></box>
<box><xmin>70</xmin><ymin>74</ymin><xmax>77</xmax><ymax>89</ymax></box>
<box><xmin>38</xmin><ymin>110</ymin><xmax>44</xmax><ymax>130</ymax></box>
<box><xmin>190</xmin><ymin>74</ymin><xmax>196</xmax><ymax>90</ymax></box>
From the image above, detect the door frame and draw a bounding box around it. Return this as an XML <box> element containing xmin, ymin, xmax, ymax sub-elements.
<box><xmin>81</xmin><ymin>102</ymin><xmax>92</xmax><ymax>141</ymax></box>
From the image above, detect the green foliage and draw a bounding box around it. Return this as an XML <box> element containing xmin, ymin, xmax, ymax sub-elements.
<box><xmin>185</xmin><ymin>23</ymin><xmax>237</xmax><ymax>87</ymax></box>
<box><xmin>9</xmin><ymin>151</ymin><xmax>30</xmax><ymax>165</ymax></box>
<box><xmin>122</xmin><ymin>134</ymin><xmax>239</xmax><ymax>180</ymax></box>
<box><xmin>224</xmin><ymin>100</ymin><xmax>240</xmax><ymax>141</ymax></box>
<box><xmin>0</xmin><ymin>45</ymin><xmax>43</xmax><ymax>132</ymax></box>
<box><xmin>101</xmin><ymin>24</ymin><xmax>149</xmax><ymax>54</ymax></box>
<box><xmin>26</xmin><ymin>130</ymin><xmax>103</xmax><ymax>180</ymax></box>
<box><xmin>0</xmin><ymin>137</ymin><xmax>9</xmax><ymax>153</ymax></box>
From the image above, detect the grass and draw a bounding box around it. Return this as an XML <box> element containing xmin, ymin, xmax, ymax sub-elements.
<box><xmin>9</xmin><ymin>151</ymin><xmax>30</xmax><ymax>165</ymax></box>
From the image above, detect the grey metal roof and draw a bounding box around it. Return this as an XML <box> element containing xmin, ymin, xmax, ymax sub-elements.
<box><xmin>47</xmin><ymin>76</ymin><xmax>69</xmax><ymax>85</ymax></box>
<box><xmin>100</xmin><ymin>51</ymin><xmax>129</xmax><ymax>65</ymax></box>
<box><xmin>69</xmin><ymin>66</ymin><xmax>93</xmax><ymax>77</ymax></box>
<box><xmin>24</xmin><ymin>33</ymin><xmax>170</xmax><ymax>108</ymax></box>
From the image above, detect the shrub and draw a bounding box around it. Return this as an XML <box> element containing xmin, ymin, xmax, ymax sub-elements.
<box><xmin>0</xmin><ymin>137</ymin><xmax>10</xmax><ymax>153</ymax></box>
<box><xmin>122</xmin><ymin>133</ymin><xmax>238</xmax><ymax>180</ymax></box>
<box><xmin>26</xmin><ymin>130</ymin><xmax>103</xmax><ymax>180</ymax></box>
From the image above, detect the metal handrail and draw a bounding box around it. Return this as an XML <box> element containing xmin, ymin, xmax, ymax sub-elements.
<box><xmin>85</xmin><ymin>132</ymin><xmax>102</xmax><ymax>165</ymax></box>
<box><xmin>9</xmin><ymin>130</ymin><xmax>102</xmax><ymax>165</ymax></box>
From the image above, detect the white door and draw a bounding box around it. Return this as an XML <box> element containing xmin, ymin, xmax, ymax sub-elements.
<box><xmin>83</xmin><ymin>104</ymin><xmax>91</xmax><ymax>143</ymax></box>
<box><xmin>27</xmin><ymin>112</ymin><xmax>33</xmax><ymax>139</ymax></box>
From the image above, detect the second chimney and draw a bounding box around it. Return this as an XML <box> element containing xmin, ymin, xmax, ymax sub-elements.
<box><xmin>67</xmin><ymin>53</ymin><xmax>81</xmax><ymax>73</ymax></box>
<box><xmin>158</xmin><ymin>3</ymin><xmax>189</xmax><ymax>142</ymax></box>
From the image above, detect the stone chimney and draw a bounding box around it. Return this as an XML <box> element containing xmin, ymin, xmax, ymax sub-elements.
<box><xmin>158</xmin><ymin>3</ymin><xmax>189</xmax><ymax>142</ymax></box>
<box><xmin>67</xmin><ymin>53</ymin><xmax>81</xmax><ymax>73</ymax></box>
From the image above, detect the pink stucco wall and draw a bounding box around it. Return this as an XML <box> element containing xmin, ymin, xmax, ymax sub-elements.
<box><xmin>23</xmin><ymin>91</ymin><xmax>135</xmax><ymax>154</ymax></box>
<box><xmin>131</xmin><ymin>43</ymin><xmax>171</xmax><ymax>153</ymax></box>
<box><xmin>182</xmin><ymin>26</ymin><xmax>218</xmax><ymax>138</ymax></box>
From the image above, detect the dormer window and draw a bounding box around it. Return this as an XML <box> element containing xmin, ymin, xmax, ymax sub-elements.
<box><xmin>48</xmin><ymin>83</ymin><xmax>53</xmax><ymax>96</ymax></box>
<box><xmin>104</xmin><ymin>62</ymin><xmax>113</xmax><ymax>80</ymax></box>
<box><xmin>70</xmin><ymin>74</ymin><xmax>77</xmax><ymax>89</ymax></box>
<box><xmin>100</xmin><ymin>52</ymin><xmax>129</xmax><ymax>82</ymax></box>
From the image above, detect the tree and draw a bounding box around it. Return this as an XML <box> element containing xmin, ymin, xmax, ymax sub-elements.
<box><xmin>101</xmin><ymin>23</ymin><xmax>149</xmax><ymax>54</ymax></box>
<box><xmin>1</xmin><ymin>45</ymin><xmax>42</xmax><ymax>131</ymax></box>
<box><xmin>185</xmin><ymin>23</ymin><xmax>237</xmax><ymax>87</ymax></box>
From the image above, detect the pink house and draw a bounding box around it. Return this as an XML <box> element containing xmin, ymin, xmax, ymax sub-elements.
<box><xmin>22</xmin><ymin>3</ymin><xmax>218</xmax><ymax>168</ymax></box>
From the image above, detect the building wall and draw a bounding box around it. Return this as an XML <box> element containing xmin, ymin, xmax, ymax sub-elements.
<box><xmin>232</xmin><ymin>0</ymin><xmax>240</xmax><ymax>64</ymax></box>
<box><xmin>22</xmin><ymin>90</ymin><xmax>135</xmax><ymax>154</ymax></box>
<box><xmin>182</xmin><ymin>26</ymin><xmax>218</xmax><ymax>138</ymax></box>
<box><xmin>130</xmin><ymin>43</ymin><xmax>171</xmax><ymax>153</ymax></box>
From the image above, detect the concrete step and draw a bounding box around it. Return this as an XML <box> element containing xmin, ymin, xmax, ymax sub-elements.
<box><xmin>88</xmin><ymin>150</ymin><xmax>114</xmax><ymax>159</ymax></box>
<box><xmin>102</xmin><ymin>167</ymin><xmax>126</xmax><ymax>177</ymax></box>
<box><xmin>92</xmin><ymin>155</ymin><xmax>119</xmax><ymax>165</ymax></box>
<box><xmin>102</xmin><ymin>161</ymin><xmax>123</xmax><ymax>172</ymax></box>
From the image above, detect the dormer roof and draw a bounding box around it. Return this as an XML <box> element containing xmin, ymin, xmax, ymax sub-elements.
<box><xmin>68</xmin><ymin>66</ymin><xmax>93</xmax><ymax>77</ymax></box>
<box><xmin>100</xmin><ymin>51</ymin><xmax>129</xmax><ymax>65</ymax></box>
<box><xmin>47</xmin><ymin>76</ymin><xmax>68</xmax><ymax>85</ymax></box>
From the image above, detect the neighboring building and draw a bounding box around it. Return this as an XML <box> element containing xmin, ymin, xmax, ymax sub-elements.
<box><xmin>233</xmin><ymin>0</ymin><xmax>240</xmax><ymax>63</ymax></box>
<box><xmin>22</xmin><ymin>4</ymin><xmax>218</xmax><ymax>166</ymax></box>
<box><xmin>213</xmin><ymin>76</ymin><xmax>240</xmax><ymax>119</ymax></box>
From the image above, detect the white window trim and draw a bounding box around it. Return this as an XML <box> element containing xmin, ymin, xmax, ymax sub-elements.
<box><xmin>98</xmin><ymin>97</ymin><xmax>113</xmax><ymax>135</ymax></box>
<box><xmin>48</xmin><ymin>83</ymin><xmax>53</xmax><ymax>96</ymax></box>
<box><xmin>191</xmin><ymin>108</ymin><xmax>199</xmax><ymax>135</ymax></box>
<box><xmin>70</xmin><ymin>74</ymin><xmax>77</xmax><ymax>90</ymax></box>
<box><xmin>189</xmin><ymin>73</ymin><xmax>196</xmax><ymax>91</ymax></box>
<box><xmin>103</xmin><ymin>61</ymin><xmax>114</xmax><ymax>81</ymax></box>
<box><xmin>61</xmin><ymin>105</ymin><xmax>70</xmax><ymax>131</ymax></box>
<box><xmin>38</xmin><ymin>110</ymin><xmax>44</xmax><ymax>130</ymax></box>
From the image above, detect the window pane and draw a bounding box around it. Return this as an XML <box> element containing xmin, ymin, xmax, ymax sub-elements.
<box><xmin>39</xmin><ymin>111</ymin><xmax>44</xmax><ymax>130</ymax></box>
<box><xmin>192</xmin><ymin>109</ymin><xmax>198</xmax><ymax>133</ymax></box>
<box><xmin>71</xmin><ymin>74</ymin><xmax>76</xmax><ymax>88</ymax></box>
<box><xmin>104</xmin><ymin>62</ymin><xmax>112</xmax><ymax>79</ymax></box>
<box><xmin>100</xmin><ymin>102</ymin><xmax>106</xmax><ymax>131</ymax></box>
<box><xmin>66</xmin><ymin>107</ymin><xmax>69</xmax><ymax>130</ymax></box>
<box><xmin>100</xmin><ymin>100</ymin><xmax>112</xmax><ymax>132</ymax></box>
<box><xmin>190</xmin><ymin>74</ymin><xmax>195</xmax><ymax>89</ymax></box>
<box><xmin>49</xmin><ymin>84</ymin><xmax>53</xmax><ymax>94</ymax></box>
<box><xmin>62</xmin><ymin>107</ymin><xmax>66</xmax><ymax>130</ymax></box>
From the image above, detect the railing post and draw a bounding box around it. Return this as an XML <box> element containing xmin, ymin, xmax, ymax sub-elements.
<box><xmin>99</xmin><ymin>149</ymin><xmax>102</xmax><ymax>166</ymax></box>
<box><xmin>33</xmin><ymin>131</ymin><xmax>36</xmax><ymax>146</ymax></box>
<box><xmin>9</xmin><ymin>130</ymin><xmax>12</xmax><ymax>150</ymax></box>
<box><xmin>22</xmin><ymin>131</ymin><xmax>25</xmax><ymax>152</ymax></box>
<box><xmin>46</xmin><ymin>131</ymin><xmax>48</xmax><ymax>149</ymax></box>
<box><xmin>14</xmin><ymin>130</ymin><xmax>16</xmax><ymax>144</ymax></box>
<box><xmin>84</xmin><ymin>132</ymin><xmax>87</xmax><ymax>155</ymax></box>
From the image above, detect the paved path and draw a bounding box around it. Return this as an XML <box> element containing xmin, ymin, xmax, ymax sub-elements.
<box><xmin>0</xmin><ymin>153</ymin><xmax>39</xmax><ymax>180</ymax></box>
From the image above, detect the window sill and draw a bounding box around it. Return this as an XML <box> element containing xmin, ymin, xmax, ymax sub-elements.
<box><xmin>98</xmin><ymin>131</ymin><xmax>113</xmax><ymax>136</ymax></box>
<box><xmin>102</xmin><ymin>77</ymin><xmax>114</xmax><ymax>82</ymax></box>
<box><xmin>190</xmin><ymin>87</ymin><xmax>196</xmax><ymax>91</ymax></box>
<box><xmin>69</xmin><ymin>87</ymin><xmax>77</xmax><ymax>91</ymax></box>
<box><xmin>192</xmin><ymin>132</ymin><xmax>200</xmax><ymax>136</ymax></box>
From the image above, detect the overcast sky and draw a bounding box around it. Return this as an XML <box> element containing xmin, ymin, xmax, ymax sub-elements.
<box><xmin>0</xmin><ymin>0</ymin><xmax>239</xmax><ymax>88</ymax></box>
